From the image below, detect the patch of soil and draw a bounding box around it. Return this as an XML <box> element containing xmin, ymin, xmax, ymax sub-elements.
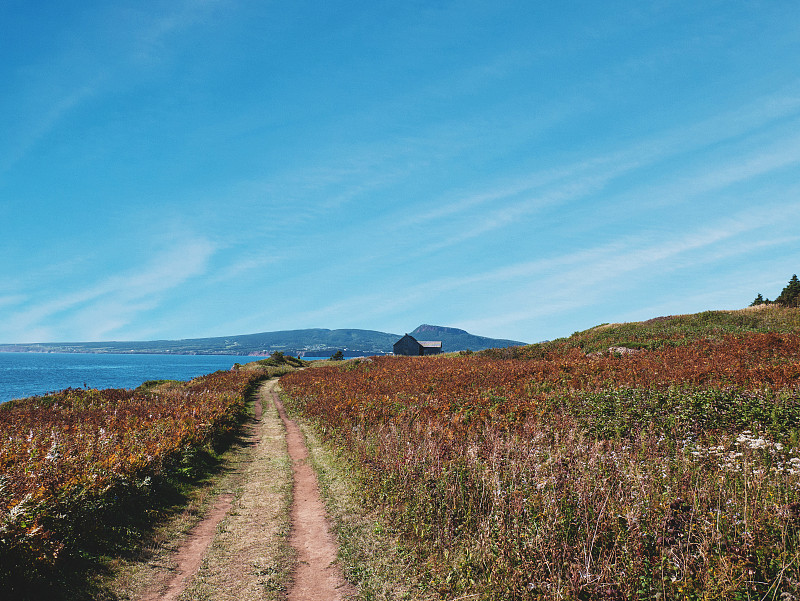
<box><xmin>137</xmin><ymin>395</ymin><xmax>268</xmax><ymax>601</ymax></box>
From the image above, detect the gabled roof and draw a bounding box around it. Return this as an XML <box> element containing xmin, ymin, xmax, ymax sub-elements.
<box><xmin>418</xmin><ymin>341</ymin><xmax>442</xmax><ymax>348</ymax></box>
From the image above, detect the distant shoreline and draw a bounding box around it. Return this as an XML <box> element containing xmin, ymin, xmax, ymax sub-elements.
<box><xmin>0</xmin><ymin>324</ymin><xmax>526</xmax><ymax>357</ymax></box>
<box><xmin>0</xmin><ymin>349</ymin><xmax>267</xmax><ymax>356</ymax></box>
<box><xmin>0</xmin><ymin>348</ymin><xmax>390</xmax><ymax>358</ymax></box>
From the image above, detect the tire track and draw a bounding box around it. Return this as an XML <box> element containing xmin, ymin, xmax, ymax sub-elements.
<box><xmin>271</xmin><ymin>386</ymin><xmax>355</xmax><ymax>601</ymax></box>
<box><xmin>138</xmin><ymin>379</ymin><xmax>353</xmax><ymax>601</ymax></box>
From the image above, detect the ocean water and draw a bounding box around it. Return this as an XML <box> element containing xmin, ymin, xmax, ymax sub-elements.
<box><xmin>0</xmin><ymin>352</ymin><xmax>258</xmax><ymax>404</ymax></box>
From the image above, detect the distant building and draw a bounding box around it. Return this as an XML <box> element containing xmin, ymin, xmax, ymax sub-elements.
<box><xmin>393</xmin><ymin>334</ymin><xmax>443</xmax><ymax>356</ymax></box>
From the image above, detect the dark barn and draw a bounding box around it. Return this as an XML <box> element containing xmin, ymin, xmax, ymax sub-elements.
<box><xmin>393</xmin><ymin>334</ymin><xmax>442</xmax><ymax>356</ymax></box>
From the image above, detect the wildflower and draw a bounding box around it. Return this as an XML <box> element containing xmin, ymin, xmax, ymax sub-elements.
<box><xmin>45</xmin><ymin>441</ymin><xmax>60</xmax><ymax>461</ymax></box>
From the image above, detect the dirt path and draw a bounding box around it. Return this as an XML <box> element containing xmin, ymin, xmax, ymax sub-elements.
<box><xmin>139</xmin><ymin>493</ymin><xmax>235</xmax><ymax>601</ymax></box>
<box><xmin>136</xmin><ymin>378</ymin><xmax>353</xmax><ymax>601</ymax></box>
<box><xmin>273</xmin><ymin>388</ymin><xmax>355</xmax><ymax>601</ymax></box>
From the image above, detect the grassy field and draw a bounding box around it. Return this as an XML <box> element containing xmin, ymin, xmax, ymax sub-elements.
<box><xmin>281</xmin><ymin>306</ymin><xmax>800</xmax><ymax>600</ymax></box>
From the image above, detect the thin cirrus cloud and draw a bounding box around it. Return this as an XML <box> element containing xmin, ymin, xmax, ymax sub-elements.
<box><xmin>396</xmin><ymin>153</ymin><xmax>622</xmax><ymax>230</ymax></box>
<box><xmin>408</xmin><ymin>159</ymin><xmax>644</xmax><ymax>259</ymax></box>
<box><xmin>283</xmin><ymin>99</ymin><xmax>800</xmax><ymax>334</ymax></box>
<box><xmin>435</xmin><ymin>204</ymin><xmax>790</xmax><ymax>300</ymax></box>
<box><xmin>672</xmin><ymin>130</ymin><xmax>800</xmax><ymax>194</ymax></box>
<box><xmin>383</xmin><ymin>80</ymin><xmax>800</xmax><ymax>227</ymax></box>
<box><xmin>452</xmin><ymin>211</ymin><xmax>798</xmax><ymax>338</ymax></box>
<box><xmin>3</xmin><ymin>3</ymin><xmax>799</xmax><ymax>345</ymax></box>
<box><xmin>0</xmin><ymin>85</ymin><xmax>96</xmax><ymax>178</ymax></box>
<box><xmin>205</xmin><ymin>255</ymin><xmax>280</xmax><ymax>285</ymax></box>
<box><xmin>388</xmin><ymin>87</ymin><xmax>800</xmax><ymax>261</ymax></box>
<box><xmin>1</xmin><ymin>2</ymin><xmax>222</xmax><ymax>179</ymax></box>
<box><xmin>128</xmin><ymin>0</ymin><xmax>227</xmax><ymax>65</ymax></box>
<box><xmin>4</xmin><ymin>238</ymin><xmax>216</xmax><ymax>343</ymax></box>
<box><xmin>204</xmin><ymin>83</ymin><xmax>800</xmax><ymax>271</ymax></box>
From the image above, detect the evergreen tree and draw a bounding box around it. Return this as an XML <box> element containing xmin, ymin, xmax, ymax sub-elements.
<box><xmin>775</xmin><ymin>274</ymin><xmax>800</xmax><ymax>307</ymax></box>
<box><xmin>750</xmin><ymin>293</ymin><xmax>765</xmax><ymax>306</ymax></box>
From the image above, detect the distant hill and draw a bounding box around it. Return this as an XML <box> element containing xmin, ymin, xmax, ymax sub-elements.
<box><xmin>0</xmin><ymin>325</ymin><xmax>527</xmax><ymax>356</ymax></box>
<box><xmin>409</xmin><ymin>324</ymin><xmax>526</xmax><ymax>352</ymax></box>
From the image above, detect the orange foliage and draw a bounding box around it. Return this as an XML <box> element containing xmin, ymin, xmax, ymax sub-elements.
<box><xmin>282</xmin><ymin>333</ymin><xmax>800</xmax><ymax>434</ymax></box>
<box><xmin>0</xmin><ymin>369</ymin><xmax>263</xmax><ymax>562</ymax></box>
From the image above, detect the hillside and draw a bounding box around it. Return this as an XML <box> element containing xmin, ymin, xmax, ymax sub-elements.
<box><xmin>0</xmin><ymin>325</ymin><xmax>526</xmax><ymax>356</ymax></box>
<box><xmin>482</xmin><ymin>304</ymin><xmax>800</xmax><ymax>358</ymax></box>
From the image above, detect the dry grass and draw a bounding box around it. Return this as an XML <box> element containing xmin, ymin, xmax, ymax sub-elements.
<box><xmin>104</xmin><ymin>433</ymin><xmax>254</xmax><ymax>600</ymax></box>
<box><xmin>590</xmin><ymin>323</ymin><xmax>622</xmax><ymax>331</ymax></box>
<box><xmin>737</xmin><ymin>303</ymin><xmax>773</xmax><ymax>312</ymax></box>
<box><xmin>103</xmin><ymin>381</ymin><xmax>293</xmax><ymax>601</ymax></box>
<box><xmin>180</xmin><ymin>381</ymin><xmax>293</xmax><ymax>600</ymax></box>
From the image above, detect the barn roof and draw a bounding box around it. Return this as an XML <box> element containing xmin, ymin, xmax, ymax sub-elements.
<box><xmin>418</xmin><ymin>341</ymin><xmax>442</xmax><ymax>348</ymax></box>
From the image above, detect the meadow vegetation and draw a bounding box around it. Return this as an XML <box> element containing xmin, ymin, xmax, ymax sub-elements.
<box><xmin>3</xmin><ymin>305</ymin><xmax>800</xmax><ymax>599</ymax></box>
<box><xmin>482</xmin><ymin>305</ymin><xmax>800</xmax><ymax>357</ymax></box>
<box><xmin>281</xmin><ymin>306</ymin><xmax>800</xmax><ymax>600</ymax></box>
<box><xmin>0</xmin><ymin>364</ymin><xmax>279</xmax><ymax>598</ymax></box>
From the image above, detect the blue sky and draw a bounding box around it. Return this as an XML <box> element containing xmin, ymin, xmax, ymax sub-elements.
<box><xmin>2</xmin><ymin>0</ymin><xmax>799</xmax><ymax>345</ymax></box>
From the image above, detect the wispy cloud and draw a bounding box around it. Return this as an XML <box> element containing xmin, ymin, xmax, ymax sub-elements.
<box><xmin>206</xmin><ymin>254</ymin><xmax>279</xmax><ymax>285</ymax></box>
<box><xmin>131</xmin><ymin>0</ymin><xmax>228</xmax><ymax>64</ymax></box>
<box><xmin>286</xmin><ymin>202</ymin><xmax>795</xmax><ymax>337</ymax></box>
<box><xmin>0</xmin><ymin>85</ymin><xmax>96</xmax><ymax>177</ymax></box>
<box><xmin>0</xmin><ymin>294</ymin><xmax>27</xmax><ymax>310</ymax></box>
<box><xmin>452</xmin><ymin>206</ymin><xmax>800</xmax><ymax>337</ymax></box>
<box><xmin>409</xmin><ymin>158</ymin><xmax>643</xmax><ymax>258</ymax></box>
<box><xmin>370</xmin><ymin>85</ymin><xmax>800</xmax><ymax>261</ymax></box>
<box><xmin>3</xmin><ymin>238</ymin><xmax>216</xmax><ymax>343</ymax></box>
<box><xmin>397</xmin><ymin>153</ymin><xmax>626</xmax><ymax>229</ymax></box>
<box><xmin>426</xmin><ymin>86</ymin><xmax>800</xmax><ymax>209</ymax></box>
<box><xmin>0</xmin><ymin>1</ymin><xmax>226</xmax><ymax>180</ymax></box>
<box><xmin>296</xmin><ymin>202</ymin><xmax>796</xmax><ymax>339</ymax></box>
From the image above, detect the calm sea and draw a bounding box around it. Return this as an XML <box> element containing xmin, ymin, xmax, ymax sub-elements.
<box><xmin>0</xmin><ymin>352</ymin><xmax>258</xmax><ymax>405</ymax></box>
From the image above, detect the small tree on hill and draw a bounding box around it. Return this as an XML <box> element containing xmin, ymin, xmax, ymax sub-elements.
<box><xmin>750</xmin><ymin>293</ymin><xmax>767</xmax><ymax>306</ymax></box>
<box><xmin>330</xmin><ymin>350</ymin><xmax>344</xmax><ymax>361</ymax></box>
